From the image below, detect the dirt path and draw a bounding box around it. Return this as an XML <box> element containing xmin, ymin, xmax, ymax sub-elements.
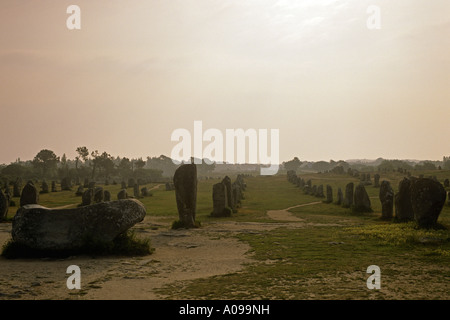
<box><xmin>0</xmin><ymin>198</ymin><xmax>342</xmax><ymax>300</ymax></box>
<box><xmin>0</xmin><ymin>214</ymin><xmax>271</xmax><ymax>300</ymax></box>
<box><xmin>266</xmin><ymin>202</ymin><xmax>322</xmax><ymax>221</ymax></box>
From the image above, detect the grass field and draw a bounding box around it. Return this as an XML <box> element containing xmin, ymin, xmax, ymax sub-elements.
<box><xmin>2</xmin><ymin>170</ymin><xmax>450</xmax><ymax>299</ymax></box>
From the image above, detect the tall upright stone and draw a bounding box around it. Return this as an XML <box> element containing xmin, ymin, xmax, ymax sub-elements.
<box><xmin>410</xmin><ymin>178</ymin><xmax>446</xmax><ymax>228</ymax></box>
<box><xmin>232</xmin><ymin>182</ymin><xmax>242</xmax><ymax>209</ymax></box>
<box><xmin>379</xmin><ymin>181</ymin><xmax>394</xmax><ymax>220</ymax></box>
<box><xmin>133</xmin><ymin>183</ymin><xmax>140</xmax><ymax>199</ymax></box>
<box><xmin>374</xmin><ymin>174</ymin><xmax>381</xmax><ymax>188</ymax></box>
<box><xmin>316</xmin><ymin>185</ymin><xmax>325</xmax><ymax>198</ymax></box>
<box><xmin>104</xmin><ymin>190</ymin><xmax>111</xmax><ymax>202</ymax></box>
<box><xmin>211</xmin><ymin>182</ymin><xmax>231</xmax><ymax>217</ymax></box>
<box><xmin>342</xmin><ymin>182</ymin><xmax>354</xmax><ymax>208</ymax></box>
<box><xmin>222</xmin><ymin>176</ymin><xmax>235</xmax><ymax>213</ymax></box>
<box><xmin>336</xmin><ymin>187</ymin><xmax>343</xmax><ymax>205</ymax></box>
<box><xmin>117</xmin><ymin>189</ymin><xmax>128</xmax><ymax>200</ymax></box>
<box><xmin>0</xmin><ymin>189</ymin><xmax>9</xmax><ymax>220</ymax></box>
<box><xmin>13</xmin><ymin>178</ymin><xmax>22</xmax><ymax>197</ymax></box>
<box><xmin>81</xmin><ymin>188</ymin><xmax>94</xmax><ymax>206</ymax></box>
<box><xmin>94</xmin><ymin>187</ymin><xmax>104</xmax><ymax>203</ymax></box>
<box><xmin>325</xmin><ymin>185</ymin><xmax>333</xmax><ymax>203</ymax></box>
<box><xmin>394</xmin><ymin>178</ymin><xmax>414</xmax><ymax>222</ymax></box>
<box><xmin>353</xmin><ymin>183</ymin><xmax>372</xmax><ymax>213</ymax></box>
<box><xmin>173</xmin><ymin>164</ymin><xmax>198</xmax><ymax>228</ymax></box>
<box><xmin>40</xmin><ymin>181</ymin><xmax>49</xmax><ymax>194</ymax></box>
<box><xmin>75</xmin><ymin>185</ymin><xmax>84</xmax><ymax>196</ymax></box>
<box><xmin>60</xmin><ymin>177</ymin><xmax>72</xmax><ymax>191</ymax></box>
<box><xmin>51</xmin><ymin>181</ymin><xmax>57</xmax><ymax>192</ymax></box>
<box><xmin>20</xmin><ymin>182</ymin><xmax>39</xmax><ymax>207</ymax></box>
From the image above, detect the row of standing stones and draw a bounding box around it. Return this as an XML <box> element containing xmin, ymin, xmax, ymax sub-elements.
<box><xmin>1</xmin><ymin>165</ymin><xmax>246</xmax><ymax>252</ymax></box>
<box><xmin>287</xmin><ymin>170</ymin><xmax>449</xmax><ymax>229</ymax></box>
<box><xmin>4</xmin><ymin>180</ymin><xmax>146</xmax><ymax>251</ymax></box>
<box><xmin>170</xmin><ymin>163</ymin><xmax>247</xmax><ymax>228</ymax></box>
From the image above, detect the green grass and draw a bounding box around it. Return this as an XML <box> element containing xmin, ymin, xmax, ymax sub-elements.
<box><xmin>153</xmin><ymin>171</ymin><xmax>450</xmax><ymax>299</ymax></box>
<box><xmin>2</xmin><ymin>170</ymin><xmax>450</xmax><ymax>299</ymax></box>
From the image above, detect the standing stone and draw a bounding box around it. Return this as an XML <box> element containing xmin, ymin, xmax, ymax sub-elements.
<box><xmin>303</xmin><ymin>185</ymin><xmax>311</xmax><ymax>195</ymax></box>
<box><xmin>306</xmin><ymin>179</ymin><xmax>312</xmax><ymax>187</ymax></box>
<box><xmin>75</xmin><ymin>185</ymin><xmax>84</xmax><ymax>196</ymax></box>
<box><xmin>51</xmin><ymin>181</ymin><xmax>57</xmax><ymax>192</ymax></box>
<box><xmin>81</xmin><ymin>188</ymin><xmax>94</xmax><ymax>206</ymax></box>
<box><xmin>311</xmin><ymin>185</ymin><xmax>317</xmax><ymax>197</ymax></box>
<box><xmin>13</xmin><ymin>178</ymin><xmax>22</xmax><ymax>197</ymax></box>
<box><xmin>0</xmin><ymin>189</ymin><xmax>9</xmax><ymax>221</ymax></box>
<box><xmin>222</xmin><ymin>176</ymin><xmax>235</xmax><ymax>213</ymax></box>
<box><xmin>353</xmin><ymin>184</ymin><xmax>372</xmax><ymax>213</ymax></box>
<box><xmin>40</xmin><ymin>181</ymin><xmax>49</xmax><ymax>194</ymax></box>
<box><xmin>94</xmin><ymin>187</ymin><xmax>104</xmax><ymax>203</ymax></box>
<box><xmin>379</xmin><ymin>181</ymin><xmax>394</xmax><ymax>220</ymax></box>
<box><xmin>336</xmin><ymin>187</ymin><xmax>343</xmax><ymax>205</ymax></box>
<box><xmin>410</xmin><ymin>178</ymin><xmax>446</xmax><ymax>228</ymax></box>
<box><xmin>133</xmin><ymin>184</ymin><xmax>140</xmax><ymax>198</ymax></box>
<box><xmin>20</xmin><ymin>182</ymin><xmax>39</xmax><ymax>207</ymax></box>
<box><xmin>374</xmin><ymin>174</ymin><xmax>381</xmax><ymax>188</ymax></box>
<box><xmin>141</xmin><ymin>187</ymin><xmax>149</xmax><ymax>197</ymax></box>
<box><xmin>232</xmin><ymin>183</ymin><xmax>242</xmax><ymax>209</ymax></box>
<box><xmin>233</xmin><ymin>182</ymin><xmax>244</xmax><ymax>205</ymax></box>
<box><xmin>342</xmin><ymin>182</ymin><xmax>354</xmax><ymax>208</ymax></box>
<box><xmin>444</xmin><ymin>179</ymin><xmax>449</xmax><ymax>188</ymax></box>
<box><xmin>117</xmin><ymin>189</ymin><xmax>128</xmax><ymax>200</ymax></box>
<box><xmin>394</xmin><ymin>178</ymin><xmax>414</xmax><ymax>222</ymax></box>
<box><xmin>103</xmin><ymin>190</ymin><xmax>111</xmax><ymax>202</ymax></box>
<box><xmin>173</xmin><ymin>164</ymin><xmax>198</xmax><ymax>228</ymax></box>
<box><xmin>316</xmin><ymin>185</ymin><xmax>324</xmax><ymax>198</ymax></box>
<box><xmin>128</xmin><ymin>178</ymin><xmax>136</xmax><ymax>188</ymax></box>
<box><xmin>121</xmin><ymin>181</ymin><xmax>127</xmax><ymax>189</ymax></box>
<box><xmin>211</xmin><ymin>182</ymin><xmax>231</xmax><ymax>217</ymax></box>
<box><xmin>60</xmin><ymin>177</ymin><xmax>72</xmax><ymax>191</ymax></box>
<box><xmin>83</xmin><ymin>178</ymin><xmax>90</xmax><ymax>188</ymax></box>
<box><xmin>325</xmin><ymin>185</ymin><xmax>333</xmax><ymax>203</ymax></box>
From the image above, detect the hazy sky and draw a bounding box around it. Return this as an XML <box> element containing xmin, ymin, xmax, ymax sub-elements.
<box><xmin>1</xmin><ymin>0</ymin><xmax>449</xmax><ymax>165</ymax></box>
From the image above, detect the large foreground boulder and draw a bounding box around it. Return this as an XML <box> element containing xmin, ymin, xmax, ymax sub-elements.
<box><xmin>410</xmin><ymin>178</ymin><xmax>446</xmax><ymax>228</ymax></box>
<box><xmin>12</xmin><ymin>199</ymin><xmax>146</xmax><ymax>251</ymax></box>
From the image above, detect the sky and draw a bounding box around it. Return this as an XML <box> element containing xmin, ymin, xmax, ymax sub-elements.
<box><xmin>0</xmin><ymin>0</ymin><xmax>449</xmax><ymax>165</ymax></box>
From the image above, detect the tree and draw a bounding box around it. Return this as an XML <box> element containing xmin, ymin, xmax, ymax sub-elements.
<box><xmin>75</xmin><ymin>146</ymin><xmax>89</xmax><ymax>173</ymax></box>
<box><xmin>118</xmin><ymin>157</ymin><xmax>132</xmax><ymax>178</ymax></box>
<box><xmin>134</xmin><ymin>158</ymin><xmax>146</xmax><ymax>170</ymax></box>
<box><xmin>283</xmin><ymin>157</ymin><xmax>302</xmax><ymax>172</ymax></box>
<box><xmin>91</xmin><ymin>151</ymin><xmax>114</xmax><ymax>179</ymax></box>
<box><xmin>32</xmin><ymin>149</ymin><xmax>60</xmax><ymax>178</ymax></box>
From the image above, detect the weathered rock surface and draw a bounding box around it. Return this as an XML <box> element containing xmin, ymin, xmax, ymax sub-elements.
<box><xmin>173</xmin><ymin>164</ymin><xmax>198</xmax><ymax>228</ymax></box>
<box><xmin>342</xmin><ymin>182</ymin><xmax>354</xmax><ymax>208</ymax></box>
<box><xmin>410</xmin><ymin>178</ymin><xmax>446</xmax><ymax>228</ymax></box>
<box><xmin>353</xmin><ymin>183</ymin><xmax>372</xmax><ymax>213</ymax></box>
<box><xmin>12</xmin><ymin>199</ymin><xmax>146</xmax><ymax>251</ymax></box>
<box><xmin>20</xmin><ymin>182</ymin><xmax>39</xmax><ymax>207</ymax></box>
<box><xmin>394</xmin><ymin>178</ymin><xmax>414</xmax><ymax>222</ymax></box>
<box><xmin>379</xmin><ymin>180</ymin><xmax>394</xmax><ymax>220</ymax></box>
<box><xmin>0</xmin><ymin>189</ymin><xmax>9</xmax><ymax>220</ymax></box>
<box><xmin>211</xmin><ymin>182</ymin><xmax>231</xmax><ymax>217</ymax></box>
